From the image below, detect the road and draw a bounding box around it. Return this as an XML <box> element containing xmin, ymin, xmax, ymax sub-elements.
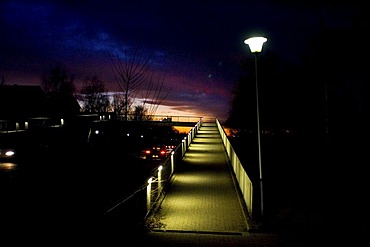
<box><xmin>1</xmin><ymin>133</ymin><xmax>167</xmax><ymax>241</ymax></box>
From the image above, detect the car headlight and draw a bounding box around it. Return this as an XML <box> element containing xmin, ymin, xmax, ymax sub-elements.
<box><xmin>5</xmin><ymin>150</ymin><xmax>15</xmax><ymax>157</ymax></box>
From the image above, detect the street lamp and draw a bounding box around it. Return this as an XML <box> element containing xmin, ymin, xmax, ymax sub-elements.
<box><xmin>244</xmin><ymin>36</ymin><xmax>267</xmax><ymax>218</ymax></box>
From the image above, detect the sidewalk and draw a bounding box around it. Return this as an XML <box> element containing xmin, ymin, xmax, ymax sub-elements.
<box><xmin>140</xmin><ymin>121</ymin><xmax>281</xmax><ymax>246</ymax></box>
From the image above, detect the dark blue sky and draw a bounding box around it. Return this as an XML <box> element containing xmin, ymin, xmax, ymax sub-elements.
<box><xmin>0</xmin><ymin>0</ymin><xmax>364</xmax><ymax>121</ymax></box>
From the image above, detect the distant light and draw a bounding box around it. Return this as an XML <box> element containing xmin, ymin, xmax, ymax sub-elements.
<box><xmin>95</xmin><ymin>130</ymin><xmax>99</xmax><ymax>134</ymax></box>
<box><xmin>127</xmin><ymin>133</ymin><xmax>130</xmax><ymax>137</ymax></box>
<box><xmin>244</xmin><ymin>37</ymin><xmax>267</xmax><ymax>53</ymax></box>
<box><xmin>5</xmin><ymin>150</ymin><xmax>15</xmax><ymax>157</ymax></box>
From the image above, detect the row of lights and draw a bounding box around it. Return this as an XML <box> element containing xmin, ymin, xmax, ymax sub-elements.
<box><xmin>146</xmin><ymin>120</ymin><xmax>202</xmax><ymax>214</ymax></box>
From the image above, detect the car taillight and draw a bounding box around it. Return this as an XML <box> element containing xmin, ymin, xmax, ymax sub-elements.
<box><xmin>145</xmin><ymin>150</ymin><xmax>151</xmax><ymax>154</ymax></box>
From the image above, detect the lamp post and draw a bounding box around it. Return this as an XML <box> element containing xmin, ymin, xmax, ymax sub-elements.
<box><xmin>244</xmin><ymin>36</ymin><xmax>267</xmax><ymax>218</ymax></box>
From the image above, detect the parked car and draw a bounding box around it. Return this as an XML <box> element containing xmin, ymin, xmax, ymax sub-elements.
<box><xmin>0</xmin><ymin>148</ymin><xmax>18</xmax><ymax>171</ymax></box>
<box><xmin>0</xmin><ymin>148</ymin><xmax>16</xmax><ymax>160</ymax></box>
<box><xmin>0</xmin><ymin>148</ymin><xmax>15</xmax><ymax>159</ymax></box>
<box><xmin>0</xmin><ymin>132</ymin><xmax>26</xmax><ymax>166</ymax></box>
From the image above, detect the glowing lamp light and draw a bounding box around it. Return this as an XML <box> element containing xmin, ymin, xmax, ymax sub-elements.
<box><xmin>6</xmin><ymin>150</ymin><xmax>15</xmax><ymax>157</ymax></box>
<box><xmin>244</xmin><ymin>37</ymin><xmax>267</xmax><ymax>53</ymax></box>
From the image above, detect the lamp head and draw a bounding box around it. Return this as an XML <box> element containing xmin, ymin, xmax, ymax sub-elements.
<box><xmin>244</xmin><ymin>37</ymin><xmax>267</xmax><ymax>53</ymax></box>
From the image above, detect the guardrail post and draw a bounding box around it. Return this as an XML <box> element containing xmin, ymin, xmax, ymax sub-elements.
<box><xmin>171</xmin><ymin>151</ymin><xmax>175</xmax><ymax>175</ymax></box>
<box><xmin>182</xmin><ymin>138</ymin><xmax>186</xmax><ymax>156</ymax></box>
<box><xmin>158</xmin><ymin>165</ymin><xmax>163</xmax><ymax>196</ymax></box>
<box><xmin>147</xmin><ymin>177</ymin><xmax>153</xmax><ymax>213</ymax></box>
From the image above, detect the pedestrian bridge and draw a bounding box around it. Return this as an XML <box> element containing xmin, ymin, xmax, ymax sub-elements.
<box><xmin>134</xmin><ymin>115</ymin><xmax>205</xmax><ymax>127</ymax></box>
<box><xmin>104</xmin><ymin>118</ymin><xmax>261</xmax><ymax>239</ymax></box>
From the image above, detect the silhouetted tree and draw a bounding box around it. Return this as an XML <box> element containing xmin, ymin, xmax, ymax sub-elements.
<box><xmin>110</xmin><ymin>48</ymin><xmax>152</xmax><ymax>121</ymax></box>
<box><xmin>80</xmin><ymin>76</ymin><xmax>110</xmax><ymax>113</ymax></box>
<box><xmin>111</xmin><ymin>92</ymin><xmax>126</xmax><ymax>116</ymax></box>
<box><xmin>41</xmin><ymin>64</ymin><xmax>80</xmax><ymax>117</ymax></box>
<box><xmin>110</xmin><ymin>48</ymin><xmax>171</xmax><ymax>121</ymax></box>
<box><xmin>140</xmin><ymin>72</ymin><xmax>172</xmax><ymax>117</ymax></box>
<box><xmin>41</xmin><ymin>64</ymin><xmax>75</xmax><ymax>96</ymax></box>
<box><xmin>226</xmin><ymin>51</ymin><xmax>287</xmax><ymax>133</ymax></box>
<box><xmin>133</xmin><ymin>105</ymin><xmax>147</xmax><ymax>121</ymax></box>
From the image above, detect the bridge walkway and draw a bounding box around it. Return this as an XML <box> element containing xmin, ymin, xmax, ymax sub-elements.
<box><xmin>141</xmin><ymin>121</ymin><xmax>280</xmax><ymax>246</ymax></box>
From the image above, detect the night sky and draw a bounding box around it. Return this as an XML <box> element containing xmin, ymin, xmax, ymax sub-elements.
<box><xmin>0</xmin><ymin>0</ymin><xmax>365</xmax><ymax>121</ymax></box>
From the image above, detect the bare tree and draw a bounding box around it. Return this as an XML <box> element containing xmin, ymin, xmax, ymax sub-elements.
<box><xmin>41</xmin><ymin>64</ymin><xmax>76</xmax><ymax>97</ymax></box>
<box><xmin>140</xmin><ymin>72</ymin><xmax>172</xmax><ymax>117</ymax></box>
<box><xmin>110</xmin><ymin>48</ymin><xmax>153</xmax><ymax>121</ymax></box>
<box><xmin>80</xmin><ymin>75</ymin><xmax>110</xmax><ymax>113</ymax></box>
<box><xmin>110</xmin><ymin>48</ymin><xmax>172</xmax><ymax>121</ymax></box>
<box><xmin>133</xmin><ymin>105</ymin><xmax>147</xmax><ymax>121</ymax></box>
<box><xmin>111</xmin><ymin>92</ymin><xmax>126</xmax><ymax>116</ymax></box>
<box><xmin>41</xmin><ymin>63</ymin><xmax>79</xmax><ymax>116</ymax></box>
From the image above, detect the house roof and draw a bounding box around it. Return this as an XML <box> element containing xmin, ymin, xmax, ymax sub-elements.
<box><xmin>0</xmin><ymin>84</ymin><xmax>49</xmax><ymax>120</ymax></box>
<box><xmin>0</xmin><ymin>84</ymin><xmax>81</xmax><ymax>120</ymax></box>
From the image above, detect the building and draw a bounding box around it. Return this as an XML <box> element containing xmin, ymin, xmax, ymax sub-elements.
<box><xmin>0</xmin><ymin>84</ymin><xmax>80</xmax><ymax>131</ymax></box>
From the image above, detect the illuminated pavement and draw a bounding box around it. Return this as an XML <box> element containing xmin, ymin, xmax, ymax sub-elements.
<box><xmin>141</xmin><ymin>121</ymin><xmax>281</xmax><ymax>246</ymax></box>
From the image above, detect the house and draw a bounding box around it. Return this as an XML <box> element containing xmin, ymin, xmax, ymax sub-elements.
<box><xmin>0</xmin><ymin>84</ymin><xmax>80</xmax><ymax>131</ymax></box>
<box><xmin>0</xmin><ymin>84</ymin><xmax>49</xmax><ymax>120</ymax></box>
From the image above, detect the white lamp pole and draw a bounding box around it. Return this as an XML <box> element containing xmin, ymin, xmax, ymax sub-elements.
<box><xmin>244</xmin><ymin>36</ymin><xmax>267</xmax><ymax>218</ymax></box>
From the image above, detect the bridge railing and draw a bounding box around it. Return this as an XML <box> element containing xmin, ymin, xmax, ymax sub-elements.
<box><xmin>216</xmin><ymin>119</ymin><xmax>254</xmax><ymax>219</ymax></box>
<box><xmin>105</xmin><ymin>113</ymin><xmax>203</xmax><ymax>124</ymax></box>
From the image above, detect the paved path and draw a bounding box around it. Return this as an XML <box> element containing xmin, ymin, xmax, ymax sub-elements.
<box><xmin>141</xmin><ymin>121</ymin><xmax>281</xmax><ymax>246</ymax></box>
